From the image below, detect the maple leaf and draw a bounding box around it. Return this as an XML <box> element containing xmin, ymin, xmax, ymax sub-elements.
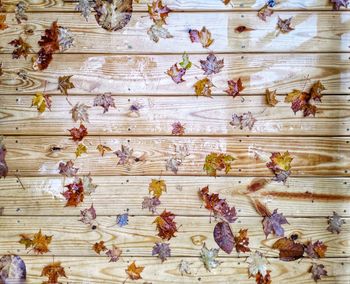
<box><xmin>213</xmin><ymin>221</ymin><xmax>234</xmax><ymax>254</ymax></box>
<box><xmin>32</xmin><ymin>93</ymin><xmax>52</xmax><ymax>113</ymax></box>
<box><xmin>147</xmin><ymin>24</ymin><xmax>173</xmax><ymax>42</ymax></box>
<box><xmin>75</xmin><ymin>143</ymin><xmax>87</xmax><ymax>158</ymax></box>
<box><xmin>114</xmin><ymin>145</ymin><xmax>139</xmax><ymax>166</ymax></box>
<box><xmin>304</xmin><ymin>240</ymin><xmax>327</xmax><ymax>259</ymax></box>
<box><xmin>272</xmin><ymin>236</ymin><xmax>304</xmax><ymax>261</ymax></box>
<box><xmin>200</xmin><ymin>53</ymin><xmax>224</xmax><ymax>75</ymax></box>
<box><xmin>309</xmin><ymin>263</ymin><xmax>327</xmax><ymax>282</ymax></box>
<box><xmin>69</xmin><ymin>124</ymin><xmax>88</xmax><ymax>141</ymax></box>
<box><xmin>58</xmin><ymin>160</ymin><xmax>78</xmax><ymax>177</ymax></box>
<box><xmin>116</xmin><ymin>213</ymin><xmax>129</xmax><ymax>227</ymax></box>
<box><xmin>265</xmin><ymin>89</ymin><xmax>278</xmax><ymax>106</ymax></box>
<box><xmin>224</xmin><ymin>78</ymin><xmax>244</xmax><ymax>98</ymax></box>
<box><xmin>79</xmin><ymin>204</ymin><xmax>96</xmax><ymax>225</ymax></box>
<box><xmin>97</xmin><ymin>144</ymin><xmax>112</xmax><ymax>156</ymax></box>
<box><xmin>247</xmin><ymin>251</ymin><xmax>268</xmax><ymax>277</ymax></box>
<box><xmin>234</xmin><ymin>229</ymin><xmax>251</xmax><ymax>253</ymax></box>
<box><xmin>62</xmin><ymin>178</ymin><xmax>84</xmax><ymax>207</ymax></box>
<box><xmin>171</xmin><ymin>122</ymin><xmax>185</xmax><ymax>136</ymax></box>
<box><xmin>153</xmin><ymin>210</ymin><xmax>178</xmax><ymax>240</ymax></box>
<box><xmin>0</xmin><ymin>254</ymin><xmax>26</xmax><ymax>282</ymax></box>
<box><xmin>9</xmin><ymin>37</ymin><xmax>31</xmax><ymax>59</ymax></box>
<box><xmin>0</xmin><ymin>15</ymin><xmax>8</xmax><ymax>30</ymax></box>
<box><xmin>126</xmin><ymin>261</ymin><xmax>144</xmax><ymax>280</ymax></box>
<box><xmin>327</xmin><ymin>211</ymin><xmax>345</xmax><ymax>234</ymax></box>
<box><xmin>257</xmin><ymin>5</ymin><xmax>273</xmax><ymax>21</ymax></box>
<box><xmin>149</xmin><ymin>179</ymin><xmax>167</xmax><ymax>198</ymax></box>
<box><xmin>165</xmin><ymin>144</ymin><xmax>189</xmax><ymax>174</ymax></box>
<box><xmin>152</xmin><ymin>242</ymin><xmax>171</xmax><ymax>262</ymax></box>
<box><xmin>266</xmin><ymin>151</ymin><xmax>293</xmax><ymax>183</ymax></box>
<box><xmin>58</xmin><ymin>75</ymin><xmax>75</xmax><ymax>96</ymax></box>
<box><xmin>19</xmin><ymin>230</ymin><xmax>52</xmax><ymax>254</ymax></box>
<box><xmin>148</xmin><ymin>0</ymin><xmax>171</xmax><ymax>25</ymax></box>
<box><xmin>262</xmin><ymin>209</ymin><xmax>289</xmax><ymax>238</ymax></box>
<box><xmin>277</xmin><ymin>17</ymin><xmax>294</xmax><ymax>33</ymax></box>
<box><xmin>331</xmin><ymin>0</ymin><xmax>349</xmax><ymax>10</ymax></box>
<box><xmin>15</xmin><ymin>1</ymin><xmax>28</xmax><ymax>24</ymax></box>
<box><xmin>200</xmin><ymin>243</ymin><xmax>220</xmax><ymax>272</ymax></box>
<box><xmin>58</xmin><ymin>27</ymin><xmax>74</xmax><ymax>52</ymax></box>
<box><xmin>167</xmin><ymin>64</ymin><xmax>186</xmax><ymax>84</ymax></box>
<box><xmin>92</xmin><ymin>241</ymin><xmax>107</xmax><ymax>254</ymax></box>
<box><xmin>189</xmin><ymin>26</ymin><xmax>214</xmax><ymax>48</ymax></box>
<box><xmin>203</xmin><ymin>152</ymin><xmax>235</xmax><ymax>177</ymax></box>
<box><xmin>82</xmin><ymin>173</ymin><xmax>97</xmax><ymax>195</ymax></box>
<box><xmin>75</xmin><ymin>0</ymin><xmax>93</xmax><ymax>21</ymax></box>
<box><xmin>106</xmin><ymin>245</ymin><xmax>122</xmax><ymax>262</ymax></box>
<box><xmin>179</xmin><ymin>52</ymin><xmax>192</xmax><ymax>70</ymax></box>
<box><xmin>178</xmin><ymin>259</ymin><xmax>191</xmax><ymax>275</ymax></box>
<box><xmin>230</xmin><ymin>112</ymin><xmax>256</xmax><ymax>130</ymax></box>
<box><xmin>142</xmin><ymin>196</ymin><xmax>161</xmax><ymax>213</ymax></box>
<box><xmin>255</xmin><ymin>270</ymin><xmax>272</xmax><ymax>284</ymax></box>
<box><xmin>193</xmin><ymin>77</ymin><xmax>214</xmax><ymax>97</ymax></box>
<box><xmin>93</xmin><ymin>93</ymin><xmax>116</xmax><ymax>113</ymax></box>
<box><xmin>70</xmin><ymin>103</ymin><xmax>90</xmax><ymax>122</ymax></box>
<box><xmin>310</xmin><ymin>81</ymin><xmax>326</xmax><ymax>102</ymax></box>
<box><xmin>94</xmin><ymin>0</ymin><xmax>133</xmax><ymax>31</ymax></box>
<box><xmin>128</xmin><ymin>102</ymin><xmax>144</xmax><ymax>116</ymax></box>
<box><xmin>40</xmin><ymin>261</ymin><xmax>67</xmax><ymax>284</ymax></box>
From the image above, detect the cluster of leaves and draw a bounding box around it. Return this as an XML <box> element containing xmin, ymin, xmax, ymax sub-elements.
<box><xmin>147</xmin><ymin>0</ymin><xmax>173</xmax><ymax>42</ymax></box>
<box><xmin>189</xmin><ymin>26</ymin><xmax>214</xmax><ymax>48</ymax></box>
<box><xmin>92</xmin><ymin>241</ymin><xmax>122</xmax><ymax>262</ymax></box>
<box><xmin>19</xmin><ymin>230</ymin><xmax>52</xmax><ymax>254</ymax></box>
<box><xmin>203</xmin><ymin>152</ymin><xmax>235</xmax><ymax>177</ymax></box>
<box><xmin>266</xmin><ymin>151</ymin><xmax>293</xmax><ymax>183</ymax></box>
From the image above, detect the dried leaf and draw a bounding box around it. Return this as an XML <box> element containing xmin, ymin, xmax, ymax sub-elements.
<box><xmin>213</xmin><ymin>221</ymin><xmax>234</xmax><ymax>254</ymax></box>
<box><xmin>331</xmin><ymin>0</ymin><xmax>349</xmax><ymax>10</ymax></box>
<box><xmin>147</xmin><ymin>24</ymin><xmax>173</xmax><ymax>42</ymax></box>
<box><xmin>9</xmin><ymin>37</ymin><xmax>31</xmax><ymax>59</ymax></box>
<box><xmin>178</xmin><ymin>259</ymin><xmax>191</xmax><ymax>275</ymax></box>
<box><xmin>148</xmin><ymin>0</ymin><xmax>171</xmax><ymax>25</ymax></box>
<box><xmin>189</xmin><ymin>26</ymin><xmax>214</xmax><ymax>48</ymax></box>
<box><xmin>265</xmin><ymin>89</ymin><xmax>278</xmax><ymax>106</ymax></box>
<box><xmin>79</xmin><ymin>203</ymin><xmax>96</xmax><ymax>225</ymax></box>
<box><xmin>310</xmin><ymin>81</ymin><xmax>326</xmax><ymax>102</ymax></box>
<box><xmin>179</xmin><ymin>52</ymin><xmax>192</xmax><ymax>70</ymax></box>
<box><xmin>142</xmin><ymin>196</ymin><xmax>161</xmax><ymax>213</ymax></box>
<box><xmin>153</xmin><ymin>210</ymin><xmax>178</xmax><ymax>240</ymax></box>
<box><xmin>116</xmin><ymin>213</ymin><xmax>129</xmax><ymax>227</ymax></box>
<box><xmin>115</xmin><ymin>145</ymin><xmax>139</xmax><ymax>166</ymax></box>
<box><xmin>200</xmin><ymin>243</ymin><xmax>220</xmax><ymax>272</ymax></box>
<box><xmin>152</xmin><ymin>242</ymin><xmax>171</xmax><ymax>262</ymax></box>
<box><xmin>272</xmin><ymin>237</ymin><xmax>304</xmax><ymax>261</ymax></box>
<box><xmin>94</xmin><ymin>0</ymin><xmax>133</xmax><ymax>31</ymax></box>
<box><xmin>256</xmin><ymin>270</ymin><xmax>272</xmax><ymax>284</ymax></box>
<box><xmin>62</xmin><ymin>178</ymin><xmax>84</xmax><ymax>207</ymax></box>
<box><xmin>58</xmin><ymin>160</ymin><xmax>78</xmax><ymax>177</ymax></box>
<box><xmin>19</xmin><ymin>229</ymin><xmax>52</xmax><ymax>254</ymax></box>
<box><xmin>70</xmin><ymin>103</ymin><xmax>90</xmax><ymax>122</ymax></box>
<box><xmin>203</xmin><ymin>152</ymin><xmax>235</xmax><ymax>177</ymax></box>
<box><xmin>15</xmin><ymin>1</ymin><xmax>28</xmax><ymax>24</ymax></box>
<box><xmin>40</xmin><ymin>261</ymin><xmax>66</xmax><ymax>284</ymax></box>
<box><xmin>125</xmin><ymin>261</ymin><xmax>144</xmax><ymax>280</ymax></box>
<box><xmin>75</xmin><ymin>143</ymin><xmax>87</xmax><ymax>158</ymax></box>
<box><xmin>97</xmin><ymin>144</ymin><xmax>112</xmax><ymax>156</ymax></box>
<box><xmin>230</xmin><ymin>112</ymin><xmax>256</xmax><ymax>130</ymax></box>
<box><xmin>0</xmin><ymin>15</ymin><xmax>8</xmax><ymax>30</ymax></box>
<box><xmin>58</xmin><ymin>27</ymin><xmax>74</xmax><ymax>51</ymax></box>
<box><xmin>327</xmin><ymin>211</ymin><xmax>345</xmax><ymax>234</ymax></box>
<box><xmin>224</xmin><ymin>78</ymin><xmax>244</xmax><ymax>98</ymax></box>
<box><xmin>193</xmin><ymin>77</ymin><xmax>214</xmax><ymax>97</ymax></box>
<box><xmin>75</xmin><ymin>0</ymin><xmax>93</xmax><ymax>21</ymax></box>
<box><xmin>234</xmin><ymin>229</ymin><xmax>251</xmax><ymax>253</ymax></box>
<box><xmin>69</xmin><ymin>124</ymin><xmax>88</xmax><ymax>142</ymax></box>
<box><xmin>82</xmin><ymin>173</ymin><xmax>97</xmax><ymax>195</ymax></box>
<box><xmin>309</xmin><ymin>263</ymin><xmax>327</xmax><ymax>282</ymax></box>
<box><xmin>247</xmin><ymin>251</ymin><xmax>268</xmax><ymax>277</ymax></box>
<box><xmin>92</xmin><ymin>241</ymin><xmax>107</xmax><ymax>254</ymax></box>
<box><xmin>106</xmin><ymin>245</ymin><xmax>122</xmax><ymax>262</ymax></box>
<box><xmin>262</xmin><ymin>209</ymin><xmax>289</xmax><ymax>238</ymax></box>
<box><xmin>149</xmin><ymin>179</ymin><xmax>167</xmax><ymax>198</ymax></box>
<box><xmin>304</xmin><ymin>240</ymin><xmax>327</xmax><ymax>259</ymax></box>
<box><xmin>0</xmin><ymin>254</ymin><xmax>26</xmax><ymax>283</ymax></box>
<box><xmin>165</xmin><ymin>144</ymin><xmax>189</xmax><ymax>174</ymax></box>
<box><xmin>266</xmin><ymin>151</ymin><xmax>293</xmax><ymax>183</ymax></box>
<box><xmin>32</xmin><ymin>93</ymin><xmax>52</xmax><ymax>113</ymax></box>
<box><xmin>258</xmin><ymin>5</ymin><xmax>273</xmax><ymax>21</ymax></box>
<box><xmin>58</xmin><ymin>75</ymin><xmax>75</xmax><ymax>96</ymax></box>
<box><xmin>167</xmin><ymin>64</ymin><xmax>186</xmax><ymax>84</ymax></box>
<box><xmin>171</xmin><ymin>122</ymin><xmax>185</xmax><ymax>136</ymax></box>
<box><xmin>200</xmin><ymin>53</ymin><xmax>224</xmax><ymax>75</ymax></box>
<box><xmin>93</xmin><ymin>93</ymin><xmax>116</xmax><ymax>113</ymax></box>
<box><xmin>277</xmin><ymin>17</ymin><xmax>294</xmax><ymax>33</ymax></box>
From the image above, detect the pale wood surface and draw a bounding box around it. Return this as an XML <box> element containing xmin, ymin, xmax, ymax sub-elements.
<box><xmin>1</xmin><ymin>12</ymin><xmax>349</xmax><ymax>53</ymax></box>
<box><xmin>0</xmin><ymin>176</ymin><xmax>349</xmax><ymax>217</ymax></box>
<box><xmin>0</xmin><ymin>95</ymin><xmax>349</xmax><ymax>136</ymax></box>
<box><xmin>0</xmin><ymin>53</ymin><xmax>349</xmax><ymax>95</ymax></box>
<box><xmin>3</xmin><ymin>136</ymin><xmax>350</xmax><ymax>177</ymax></box>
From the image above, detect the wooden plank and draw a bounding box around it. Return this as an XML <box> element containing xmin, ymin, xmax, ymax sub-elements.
<box><xmin>3</xmin><ymin>136</ymin><xmax>350</xmax><ymax>177</ymax></box>
<box><xmin>0</xmin><ymin>53</ymin><xmax>349</xmax><ymax>95</ymax></box>
<box><xmin>0</xmin><ymin>95</ymin><xmax>349</xmax><ymax>136</ymax></box>
<box><xmin>0</xmin><ymin>0</ymin><xmax>342</xmax><ymax>12</ymax></box>
<box><xmin>0</xmin><ymin>176</ymin><xmax>349</xmax><ymax>217</ymax></box>
<box><xmin>1</xmin><ymin>12</ymin><xmax>349</xmax><ymax>53</ymax></box>
<box><xmin>0</xmin><ymin>216</ymin><xmax>348</xmax><ymax>257</ymax></box>
<box><xmin>16</xmin><ymin>256</ymin><xmax>350</xmax><ymax>284</ymax></box>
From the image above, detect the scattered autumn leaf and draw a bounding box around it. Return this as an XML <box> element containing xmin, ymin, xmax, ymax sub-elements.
<box><xmin>0</xmin><ymin>15</ymin><xmax>8</xmax><ymax>30</ymax></box>
<box><xmin>304</xmin><ymin>240</ymin><xmax>327</xmax><ymax>259</ymax></box>
<box><xmin>40</xmin><ymin>261</ymin><xmax>67</xmax><ymax>284</ymax></box>
<box><xmin>148</xmin><ymin>0</ymin><xmax>171</xmax><ymax>25</ymax></box>
<box><xmin>179</xmin><ymin>52</ymin><xmax>192</xmax><ymax>70</ymax></box>
<box><xmin>142</xmin><ymin>196</ymin><xmax>161</xmax><ymax>213</ymax></box>
<box><xmin>75</xmin><ymin>143</ymin><xmax>87</xmax><ymax>158</ymax></box>
<box><xmin>189</xmin><ymin>26</ymin><xmax>214</xmax><ymax>48</ymax></box>
<box><xmin>310</xmin><ymin>81</ymin><xmax>326</xmax><ymax>102</ymax></box>
<box><xmin>106</xmin><ymin>245</ymin><xmax>122</xmax><ymax>262</ymax></box>
<box><xmin>153</xmin><ymin>210</ymin><xmax>178</xmax><ymax>240</ymax></box>
<box><xmin>15</xmin><ymin>1</ymin><xmax>28</xmax><ymax>24</ymax></box>
<box><xmin>58</xmin><ymin>160</ymin><xmax>78</xmax><ymax>177</ymax></box>
<box><xmin>93</xmin><ymin>93</ymin><xmax>116</xmax><ymax>113</ymax></box>
<box><xmin>115</xmin><ymin>145</ymin><xmax>141</xmax><ymax>166</ymax></box>
<box><xmin>167</xmin><ymin>64</ymin><xmax>186</xmax><ymax>84</ymax></box>
<box><xmin>92</xmin><ymin>241</ymin><xmax>107</xmax><ymax>254</ymax></box>
<box><xmin>234</xmin><ymin>229</ymin><xmax>251</xmax><ymax>253</ymax></box>
<box><xmin>58</xmin><ymin>75</ymin><xmax>75</xmax><ymax>96</ymax></box>
<box><xmin>309</xmin><ymin>263</ymin><xmax>327</xmax><ymax>282</ymax></box>
<box><xmin>193</xmin><ymin>77</ymin><xmax>214</xmax><ymax>97</ymax></box>
<box><xmin>165</xmin><ymin>144</ymin><xmax>189</xmax><ymax>174</ymax></box>
<box><xmin>178</xmin><ymin>259</ymin><xmax>191</xmax><ymax>275</ymax></box>
<box><xmin>75</xmin><ymin>0</ymin><xmax>92</xmax><ymax>21</ymax></box>
<box><xmin>58</xmin><ymin>26</ymin><xmax>74</xmax><ymax>51</ymax></box>
<box><xmin>97</xmin><ymin>144</ymin><xmax>112</xmax><ymax>156</ymax></box>
<box><xmin>9</xmin><ymin>37</ymin><xmax>31</xmax><ymax>59</ymax></box>
<box><xmin>200</xmin><ymin>53</ymin><xmax>224</xmax><ymax>75</ymax></box>
<box><xmin>256</xmin><ymin>270</ymin><xmax>272</xmax><ymax>284</ymax></box>
<box><xmin>82</xmin><ymin>173</ymin><xmax>97</xmax><ymax>195</ymax></box>
<box><xmin>203</xmin><ymin>152</ymin><xmax>235</xmax><ymax>177</ymax></box>
<box><xmin>213</xmin><ymin>221</ymin><xmax>234</xmax><ymax>254</ymax></box>
<box><xmin>70</xmin><ymin>103</ymin><xmax>90</xmax><ymax>122</ymax></box>
<box><xmin>79</xmin><ymin>203</ymin><xmax>96</xmax><ymax>225</ymax></box>
<box><xmin>69</xmin><ymin>124</ymin><xmax>88</xmax><ymax>142</ymax></box>
<box><xmin>277</xmin><ymin>17</ymin><xmax>294</xmax><ymax>33</ymax></box>
<box><xmin>224</xmin><ymin>78</ymin><xmax>244</xmax><ymax>98</ymax></box>
<box><xmin>265</xmin><ymin>89</ymin><xmax>278</xmax><ymax>106</ymax></box>
<box><xmin>327</xmin><ymin>211</ymin><xmax>345</xmax><ymax>234</ymax></box>
<box><xmin>0</xmin><ymin>254</ymin><xmax>26</xmax><ymax>282</ymax></box>
<box><xmin>148</xmin><ymin>24</ymin><xmax>173</xmax><ymax>42</ymax></box>
<box><xmin>171</xmin><ymin>122</ymin><xmax>185</xmax><ymax>136</ymax></box>
<box><xmin>272</xmin><ymin>236</ymin><xmax>304</xmax><ymax>261</ymax></box>
<box><xmin>125</xmin><ymin>261</ymin><xmax>144</xmax><ymax>280</ymax></box>
<box><xmin>266</xmin><ymin>151</ymin><xmax>293</xmax><ymax>183</ymax></box>
<box><xmin>32</xmin><ymin>92</ymin><xmax>52</xmax><ymax>113</ymax></box>
<box><xmin>62</xmin><ymin>178</ymin><xmax>84</xmax><ymax>206</ymax></box>
<box><xmin>149</xmin><ymin>179</ymin><xmax>167</xmax><ymax>198</ymax></box>
<box><xmin>262</xmin><ymin>209</ymin><xmax>289</xmax><ymax>238</ymax></box>
<box><xmin>200</xmin><ymin>243</ymin><xmax>220</xmax><ymax>272</ymax></box>
<box><xmin>247</xmin><ymin>251</ymin><xmax>268</xmax><ymax>277</ymax></box>
<box><xmin>19</xmin><ymin>229</ymin><xmax>52</xmax><ymax>254</ymax></box>
<box><xmin>152</xmin><ymin>242</ymin><xmax>171</xmax><ymax>262</ymax></box>
<box><xmin>230</xmin><ymin>112</ymin><xmax>256</xmax><ymax>130</ymax></box>
<box><xmin>116</xmin><ymin>212</ymin><xmax>129</xmax><ymax>227</ymax></box>
<box><xmin>258</xmin><ymin>5</ymin><xmax>273</xmax><ymax>21</ymax></box>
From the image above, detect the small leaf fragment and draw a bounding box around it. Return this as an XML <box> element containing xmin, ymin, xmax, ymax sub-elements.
<box><xmin>200</xmin><ymin>243</ymin><xmax>220</xmax><ymax>272</ymax></box>
<box><xmin>167</xmin><ymin>64</ymin><xmax>186</xmax><ymax>84</ymax></box>
<box><xmin>247</xmin><ymin>251</ymin><xmax>268</xmax><ymax>277</ymax></box>
<box><xmin>79</xmin><ymin>203</ymin><xmax>96</xmax><ymax>225</ymax></box>
<box><xmin>179</xmin><ymin>52</ymin><xmax>192</xmax><ymax>70</ymax></box>
<box><xmin>106</xmin><ymin>245</ymin><xmax>122</xmax><ymax>262</ymax></box>
<box><xmin>171</xmin><ymin>122</ymin><xmax>185</xmax><ymax>136</ymax></box>
<box><xmin>58</xmin><ymin>160</ymin><xmax>78</xmax><ymax>177</ymax></box>
<box><xmin>277</xmin><ymin>17</ymin><xmax>294</xmax><ymax>33</ymax></box>
<box><xmin>224</xmin><ymin>78</ymin><xmax>244</xmax><ymax>98</ymax></box>
<box><xmin>147</xmin><ymin>24</ymin><xmax>173</xmax><ymax>42</ymax></box>
<box><xmin>93</xmin><ymin>93</ymin><xmax>116</xmax><ymax>113</ymax></box>
<box><xmin>258</xmin><ymin>5</ymin><xmax>273</xmax><ymax>21</ymax></box>
<box><xmin>92</xmin><ymin>241</ymin><xmax>107</xmax><ymax>254</ymax></box>
<box><xmin>70</xmin><ymin>103</ymin><xmax>90</xmax><ymax>122</ymax></box>
<box><xmin>97</xmin><ymin>144</ymin><xmax>112</xmax><ymax>156</ymax></box>
<box><xmin>15</xmin><ymin>1</ymin><xmax>28</xmax><ymax>24</ymax></box>
<box><xmin>116</xmin><ymin>213</ymin><xmax>129</xmax><ymax>227</ymax></box>
<box><xmin>309</xmin><ymin>263</ymin><xmax>327</xmax><ymax>282</ymax></box>
<box><xmin>142</xmin><ymin>196</ymin><xmax>161</xmax><ymax>213</ymax></box>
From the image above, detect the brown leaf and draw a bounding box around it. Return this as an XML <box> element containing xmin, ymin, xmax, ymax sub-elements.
<box><xmin>92</xmin><ymin>241</ymin><xmax>107</xmax><ymax>254</ymax></box>
<box><xmin>19</xmin><ymin>229</ymin><xmax>52</xmax><ymax>254</ymax></box>
<box><xmin>256</xmin><ymin>270</ymin><xmax>272</xmax><ymax>284</ymax></box>
<box><xmin>58</xmin><ymin>75</ymin><xmax>75</xmax><ymax>96</ymax></box>
<box><xmin>0</xmin><ymin>14</ymin><xmax>8</xmax><ymax>30</ymax></box>
<box><xmin>277</xmin><ymin>17</ymin><xmax>294</xmax><ymax>33</ymax></box>
<box><xmin>97</xmin><ymin>144</ymin><xmax>112</xmax><ymax>156</ymax></box>
<box><xmin>0</xmin><ymin>141</ymin><xmax>8</xmax><ymax>178</ymax></box>
<box><xmin>193</xmin><ymin>77</ymin><xmax>214</xmax><ymax>97</ymax></box>
<box><xmin>224</xmin><ymin>78</ymin><xmax>244</xmax><ymax>98</ymax></box>
<box><xmin>272</xmin><ymin>237</ymin><xmax>304</xmax><ymax>261</ymax></box>
<box><xmin>9</xmin><ymin>37</ymin><xmax>31</xmax><ymax>59</ymax></box>
<box><xmin>234</xmin><ymin>229</ymin><xmax>251</xmax><ymax>253</ymax></box>
<box><xmin>265</xmin><ymin>89</ymin><xmax>279</xmax><ymax>106</ymax></box>
<box><xmin>41</xmin><ymin>261</ymin><xmax>67</xmax><ymax>284</ymax></box>
<box><xmin>69</xmin><ymin>124</ymin><xmax>88</xmax><ymax>142</ymax></box>
<box><xmin>148</xmin><ymin>0</ymin><xmax>171</xmax><ymax>26</ymax></box>
<box><xmin>125</xmin><ymin>261</ymin><xmax>144</xmax><ymax>280</ymax></box>
<box><xmin>62</xmin><ymin>178</ymin><xmax>85</xmax><ymax>207</ymax></box>
<box><xmin>171</xmin><ymin>122</ymin><xmax>185</xmax><ymax>136</ymax></box>
<box><xmin>153</xmin><ymin>210</ymin><xmax>178</xmax><ymax>240</ymax></box>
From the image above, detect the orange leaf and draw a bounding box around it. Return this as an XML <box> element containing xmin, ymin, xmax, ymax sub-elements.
<box><xmin>153</xmin><ymin>210</ymin><xmax>178</xmax><ymax>240</ymax></box>
<box><xmin>92</xmin><ymin>241</ymin><xmax>107</xmax><ymax>254</ymax></box>
<box><xmin>234</xmin><ymin>229</ymin><xmax>251</xmax><ymax>253</ymax></box>
<box><xmin>126</xmin><ymin>261</ymin><xmax>144</xmax><ymax>280</ymax></box>
<box><xmin>41</xmin><ymin>261</ymin><xmax>67</xmax><ymax>284</ymax></box>
<box><xmin>19</xmin><ymin>229</ymin><xmax>52</xmax><ymax>254</ymax></box>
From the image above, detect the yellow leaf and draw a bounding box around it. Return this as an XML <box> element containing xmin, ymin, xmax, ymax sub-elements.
<box><xmin>193</xmin><ymin>78</ymin><xmax>213</xmax><ymax>97</ymax></box>
<box><xmin>271</xmin><ymin>151</ymin><xmax>293</xmax><ymax>171</ymax></box>
<box><xmin>265</xmin><ymin>89</ymin><xmax>278</xmax><ymax>106</ymax></box>
<box><xmin>32</xmin><ymin>92</ymin><xmax>46</xmax><ymax>113</ymax></box>
<box><xmin>126</xmin><ymin>261</ymin><xmax>144</xmax><ymax>280</ymax></box>
<box><xmin>75</xmin><ymin>143</ymin><xmax>87</xmax><ymax>158</ymax></box>
<box><xmin>96</xmin><ymin>144</ymin><xmax>112</xmax><ymax>156</ymax></box>
<box><xmin>149</xmin><ymin>179</ymin><xmax>167</xmax><ymax>198</ymax></box>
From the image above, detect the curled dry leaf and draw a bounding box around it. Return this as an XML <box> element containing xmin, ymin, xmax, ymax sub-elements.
<box><xmin>262</xmin><ymin>209</ymin><xmax>289</xmax><ymax>238</ymax></box>
<box><xmin>9</xmin><ymin>37</ymin><xmax>31</xmax><ymax>59</ymax></box>
<box><xmin>203</xmin><ymin>152</ymin><xmax>235</xmax><ymax>177</ymax></box>
<box><xmin>0</xmin><ymin>140</ymin><xmax>7</xmax><ymax>178</ymax></box>
<box><xmin>15</xmin><ymin>1</ymin><xmax>28</xmax><ymax>24</ymax></box>
<box><xmin>0</xmin><ymin>254</ymin><xmax>26</xmax><ymax>283</ymax></box>
<box><xmin>230</xmin><ymin>112</ymin><xmax>256</xmax><ymax>130</ymax></box>
<box><xmin>153</xmin><ymin>210</ymin><xmax>178</xmax><ymax>240</ymax></box>
<box><xmin>189</xmin><ymin>26</ymin><xmax>214</xmax><ymax>48</ymax></box>
<box><xmin>247</xmin><ymin>251</ymin><xmax>268</xmax><ymax>277</ymax></box>
<box><xmin>265</xmin><ymin>89</ymin><xmax>278</xmax><ymax>106</ymax></box>
<box><xmin>272</xmin><ymin>236</ymin><xmax>304</xmax><ymax>261</ymax></box>
<box><xmin>234</xmin><ymin>229</ymin><xmax>251</xmax><ymax>253</ymax></box>
<box><xmin>125</xmin><ymin>261</ymin><xmax>144</xmax><ymax>280</ymax></box>
<box><xmin>258</xmin><ymin>5</ymin><xmax>273</xmax><ymax>21</ymax></box>
<box><xmin>327</xmin><ymin>211</ymin><xmax>345</xmax><ymax>234</ymax></box>
<box><xmin>79</xmin><ymin>203</ymin><xmax>96</xmax><ymax>225</ymax></box>
<box><xmin>167</xmin><ymin>64</ymin><xmax>186</xmax><ymax>84</ymax></box>
<box><xmin>309</xmin><ymin>263</ymin><xmax>327</xmax><ymax>282</ymax></box>
<box><xmin>0</xmin><ymin>15</ymin><xmax>8</xmax><ymax>30</ymax></box>
<box><xmin>94</xmin><ymin>0</ymin><xmax>133</xmax><ymax>31</ymax></box>
<box><xmin>58</xmin><ymin>160</ymin><xmax>78</xmax><ymax>177</ymax></box>
<box><xmin>62</xmin><ymin>178</ymin><xmax>85</xmax><ymax>207</ymax></box>
<box><xmin>58</xmin><ymin>75</ymin><xmax>75</xmax><ymax>96</ymax></box>
<box><xmin>148</xmin><ymin>0</ymin><xmax>171</xmax><ymax>25</ymax></box>
<box><xmin>193</xmin><ymin>77</ymin><xmax>214</xmax><ymax>97</ymax></box>
<box><xmin>106</xmin><ymin>245</ymin><xmax>122</xmax><ymax>262</ymax></box>
<box><xmin>32</xmin><ymin>93</ymin><xmax>52</xmax><ymax>113</ymax></box>
<box><xmin>92</xmin><ymin>241</ymin><xmax>107</xmax><ymax>254</ymax></box>
<box><xmin>69</xmin><ymin>124</ymin><xmax>88</xmax><ymax>142</ymax></box>
<box><xmin>93</xmin><ymin>93</ymin><xmax>116</xmax><ymax>113</ymax></box>
<box><xmin>19</xmin><ymin>229</ymin><xmax>52</xmax><ymax>255</ymax></box>
<box><xmin>172</xmin><ymin>122</ymin><xmax>185</xmax><ymax>136</ymax></box>
<box><xmin>331</xmin><ymin>0</ymin><xmax>349</xmax><ymax>10</ymax></box>
<box><xmin>152</xmin><ymin>242</ymin><xmax>171</xmax><ymax>262</ymax></box>
<box><xmin>277</xmin><ymin>17</ymin><xmax>294</xmax><ymax>33</ymax></box>
<box><xmin>200</xmin><ymin>53</ymin><xmax>224</xmax><ymax>75</ymax></box>
<box><xmin>142</xmin><ymin>196</ymin><xmax>161</xmax><ymax>213</ymax></box>
<box><xmin>213</xmin><ymin>221</ymin><xmax>234</xmax><ymax>254</ymax></box>
<box><xmin>224</xmin><ymin>78</ymin><xmax>244</xmax><ymax>98</ymax></box>
<box><xmin>200</xmin><ymin>243</ymin><xmax>220</xmax><ymax>272</ymax></box>
<box><xmin>149</xmin><ymin>179</ymin><xmax>167</xmax><ymax>198</ymax></box>
<box><xmin>40</xmin><ymin>261</ymin><xmax>67</xmax><ymax>284</ymax></box>
<box><xmin>148</xmin><ymin>24</ymin><xmax>173</xmax><ymax>42</ymax></box>
<box><xmin>70</xmin><ymin>103</ymin><xmax>90</xmax><ymax>123</ymax></box>
<box><xmin>97</xmin><ymin>144</ymin><xmax>112</xmax><ymax>156</ymax></box>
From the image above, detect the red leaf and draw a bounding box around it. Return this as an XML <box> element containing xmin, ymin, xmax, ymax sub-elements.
<box><xmin>153</xmin><ymin>210</ymin><xmax>178</xmax><ymax>240</ymax></box>
<box><xmin>213</xmin><ymin>221</ymin><xmax>234</xmax><ymax>254</ymax></box>
<box><xmin>69</xmin><ymin>124</ymin><xmax>88</xmax><ymax>142</ymax></box>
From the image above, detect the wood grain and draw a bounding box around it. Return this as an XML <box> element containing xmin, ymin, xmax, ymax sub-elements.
<box><xmin>0</xmin><ymin>216</ymin><xmax>348</xmax><ymax>257</ymax></box>
<box><xmin>1</xmin><ymin>12</ymin><xmax>349</xmax><ymax>53</ymax></box>
<box><xmin>0</xmin><ymin>53</ymin><xmax>349</xmax><ymax>95</ymax></box>
<box><xmin>0</xmin><ymin>95</ymin><xmax>349</xmax><ymax>136</ymax></box>
<box><xmin>0</xmin><ymin>176</ymin><xmax>349</xmax><ymax>217</ymax></box>
<box><xmin>17</xmin><ymin>256</ymin><xmax>350</xmax><ymax>284</ymax></box>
